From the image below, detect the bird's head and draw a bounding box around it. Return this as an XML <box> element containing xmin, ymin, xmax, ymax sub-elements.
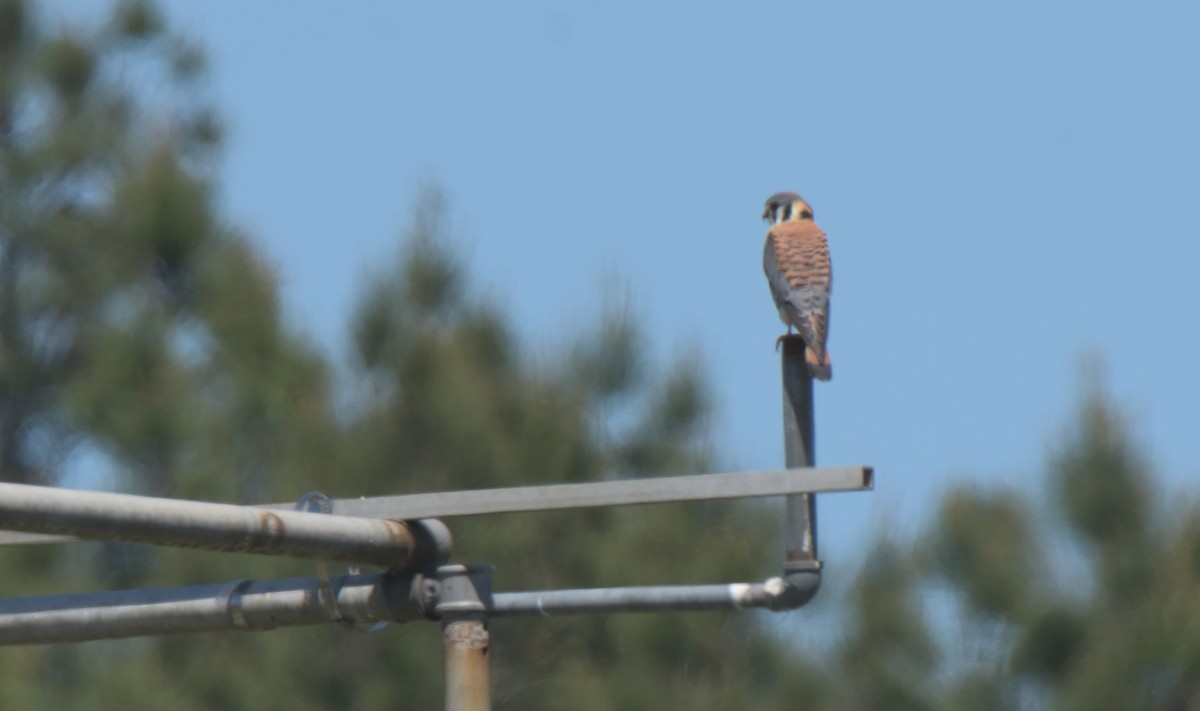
<box><xmin>762</xmin><ymin>192</ymin><xmax>814</xmax><ymax>226</ymax></box>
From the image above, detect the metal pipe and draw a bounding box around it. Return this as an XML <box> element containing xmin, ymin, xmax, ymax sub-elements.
<box><xmin>780</xmin><ymin>335</ymin><xmax>822</xmax><ymax>604</ymax></box>
<box><xmin>0</xmin><ymin>467</ymin><xmax>873</xmax><ymax>548</ymax></box>
<box><xmin>0</xmin><ymin>571</ymin><xmax>826</xmax><ymax>646</ymax></box>
<box><xmin>781</xmin><ymin>336</ymin><xmax>818</xmax><ymax>563</ymax></box>
<box><xmin>0</xmin><ymin>572</ymin><xmax>431</xmax><ymax>645</ymax></box>
<box><xmin>0</xmin><ymin>482</ymin><xmax>451</xmax><ymax>569</ymax></box>
<box><xmin>489</xmin><ymin>578</ymin><xmax>801</xmax><ymax>616</ymax></box>
<box><xmin>436</xmin><ymin>565</ymin><xmax>492</xmax><ymax>711</ymax></box>
<box><xmin>328</xmin><ymin>466</ymin><xmax>870</xmax><ymax>519</ymax></box>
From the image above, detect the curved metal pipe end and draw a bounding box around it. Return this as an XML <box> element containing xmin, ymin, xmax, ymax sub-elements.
<box><xmin>768</xmin><ymin>560</ymin><xmax>822</xmax><ymax>610</ymax></box>
<box><xmin>408</xmin><ymin>518</ymin><xmax>454</xmax><ymax>568</ymax></box>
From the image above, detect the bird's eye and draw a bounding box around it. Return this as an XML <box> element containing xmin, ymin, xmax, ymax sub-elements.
<box><xmin>801</xmin><ymin>209</ymin><xmax>813</xmax><ymax>219</ymax></box>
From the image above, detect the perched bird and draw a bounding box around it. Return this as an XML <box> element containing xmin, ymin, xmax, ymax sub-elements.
<box><xmin>762</xmin><ymin>192</ymin><xmax>833</xmax><ymax>381</ymax></box>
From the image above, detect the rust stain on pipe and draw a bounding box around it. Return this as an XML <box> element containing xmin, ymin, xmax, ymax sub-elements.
<box><xmin>245</xmin><ymin>511</ymin><xmax>288</xmax><ymax>552</ymax></box>
<box><xmin>444</xmin><ymin>619</ymin><xmax>490</xmax><ymax>710</ymax></box>
<box><xmin>444</xmin><ymin>620</ymin><xmax>489</xmax><ymax>650</ymax></box>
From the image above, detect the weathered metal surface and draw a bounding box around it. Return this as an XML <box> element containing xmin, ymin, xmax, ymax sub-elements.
<box><xmin>0</xmin><ymin>467</ymin><xmax>871</xmax><ymax>547</ymax></box>
<box><xmin>444</xmin><ymin>620</ymin><xmax>490</xmax><ymax>711</ymax></box>
<box><xmin>324</xmin><ymin>465</ymin><xmax>870</xmax><ymax>519</ymax></box>
<box><xmin>0</xmin><ymin>570</ymin><xmax>829</xmax><ymax>646</ymax></box>
<box><xmin>0</xmin><ymin>572</ymin><xmax>427</xmax><ymax>645</ymax></box>
<box><xmin>0</xmin><ymin>482</ymin><xmax>450</xmax><ymax>568</ymax></box>
<box><xmin>781</xmin><ymin>335</ymin><xmax>819</xmax><ymax>565</ymax></box>
<box><xmin>489</xmin><ymin>577</ymin><xmax>810</xmax><ymax>616</ymax></box>
<box><xmin>437</xmin><ymin>565</ymin><xmax>493</xmax><ymax>711</ymax></box>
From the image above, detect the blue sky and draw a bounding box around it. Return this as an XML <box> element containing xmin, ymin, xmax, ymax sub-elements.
<box><xmin>61</xmin><ymin>2</ymin><xmax>1200</xmax><ymax>575</ymax></box>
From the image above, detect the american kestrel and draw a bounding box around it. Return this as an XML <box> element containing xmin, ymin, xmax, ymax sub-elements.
<box><xmin>762</xmin><ymin>192</ymin><xmax>832</xmax><ymax>381</ymax></box>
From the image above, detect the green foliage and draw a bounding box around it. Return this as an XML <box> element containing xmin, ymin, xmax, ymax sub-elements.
<box><xmin>1053</xmin><ymin>380</ymin><xmax>1150</xmax><ymax>546</ymax></box>
<box><xmin>1011</xmin><ymin>606</ymin><xmax>1088</xmax><ymax>681</ymax></box>
<box><xmin>0</xmin><ymin>4</ymin><xmax>814</xmax><ymax>708</ymax></box>
<box><xmin>929</xmin><ymin>487</ymin><xmax>1036</xmax><ymax>620</ymax></box>
<box><xmin>67</xmin><ymin>312</ymin><xmax>193</xmax><ymax>478</ymax></box>
<box><xmin>1051</xmin><ymin>371</ymin><xmax>1155</xmax><ymax>606</ymax></box>
<box><xmin>42</xmin><ymin>34</ymin><xmax>95</xmax><ymax>102</ymax></box>
<box><xmin>569</xmin><ymin>299</ymin><xmax>644</xmax><ymax>401</ymax></box>
<box><xmin>812</xmin><ymin>375</ymin><xmax>1200</xmax><ymax>710</ymax></box>
<box><xmin>833</xmin><ymin>541</ymin><xmax>938</xmax><ymax>711</ymax></box>
<box><xmin>111</xmin><ymin>0</ymin><xmax>163</xmax><ymax>40</ymax></box>
<box><xmin>0</xmin><ymin>1</ymin><xmax>30</xmax><ymax>57</ymax></box>
<box><xmin>0</xmin><ymin>0</ymin><xmax>220</xmax><ymax>484</ymax></box>
<box><xmin>9</xmin><ymin>2</ymin><xmax>1200</xmax><ymax>709</ymax></box>
<box><xmin>399</xmin><ymin>185</ymin><xmax>462</xmax><ymax>318</ymax></box>
<box><xmin>113</xmin><ymin>147</ymin><xmax>214</xmax><ymax>285</ymax></box>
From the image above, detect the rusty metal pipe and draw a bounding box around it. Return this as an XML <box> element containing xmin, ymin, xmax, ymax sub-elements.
<box><xmin>444</xmin><ymin>620</ymin><xmax>490</xmax><ymax>711</ymax></box>
<box><xmin>436</xmin><ymin>565</ymin><xmax>492</xmax><ymax>711</ymax></box>
<box><xmin>0</xmin><ymin>482</ymin><xmax>450</xmax><ymax>569</ymax></box>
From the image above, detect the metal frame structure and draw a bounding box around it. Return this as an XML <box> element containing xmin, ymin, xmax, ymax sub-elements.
<box><xmin>0</xmin><ymin>337</ymin><xmax>872</xmax><ymax>710</ymax></box>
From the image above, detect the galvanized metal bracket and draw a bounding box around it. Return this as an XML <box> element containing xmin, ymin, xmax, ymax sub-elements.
<box><xmin>294</xmin><ymin>492</ymin><xmax>345</xmax><ymax>625</ymax></box>
<box><xmin>295</xmin><ymin>491</ymin><xmax>392</xmax><ymax>633</ymax></box>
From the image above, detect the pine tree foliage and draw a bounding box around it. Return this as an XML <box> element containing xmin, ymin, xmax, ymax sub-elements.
<box><xmin>813</xmin><ymin>375</ymin><xmax>1200</xmax><ymax>711</ymax></box>
<box><xmin>4</xmin><ymin>3</ymin><xmax>1197</xmax><ymax>709</ymax></box>
<box><xmin>0</xmin><ymin>3</ymin><xmax>814</xmax><ymax>708</ymax></box>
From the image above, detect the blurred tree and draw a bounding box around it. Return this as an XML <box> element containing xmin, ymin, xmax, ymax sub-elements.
<box><xmin>2</xmin><ymin>0</ymin><xmax>205</xmax><ymax>487</ymax></box>
<box><xmin>813</xmin><ymin>374</ymin><xmax>1200</xmax><ymax>711</ymax></box>
<box><xmin>0</xmin><ymin>2</ymin><xmax>819</xmax><ymax>709</ymax></box>
<box><xmin>11</xmin><ymin>2</ymin><xmax>1196</xmax><ymax>709</ymax></box>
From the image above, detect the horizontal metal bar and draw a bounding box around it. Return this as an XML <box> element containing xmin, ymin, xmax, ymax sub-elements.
<box><xmin>0</xmin><ymin>482</ymin><xmax>451</xmax><ymax>568</ymax></box>
<box><xmin>0</xmin><ymin>572</ymin><xmax>426</xmax><ymax>646</ymax></box>
<box><xmin>489</xmin><ymin>582</ymin><xmax>791</xmax><ymax>616</ymax></box>
<box><xmin>328</xmin><ymin>465</ymin><xmax>873</xmax><ymax>519</ymax></box>
<box><xmin>0</xmin><ymin>572</ymin><xmax>814</xmax><ymax>645</ymax></box>
<box><xmin>0</xmin><ymin>466</ymin><xmax>872</xmax><ymax>547</ymax></box>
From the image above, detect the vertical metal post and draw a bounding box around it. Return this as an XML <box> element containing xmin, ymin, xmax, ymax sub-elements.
<box><xmin>780</xmin><ymin>336</ymin><xmax>819</xmax><ymax>567</ymax></box>
<box><xmin>437</xmin><ymin>564</ymin><xmax>493</xmax><ymax>711</ymax></box>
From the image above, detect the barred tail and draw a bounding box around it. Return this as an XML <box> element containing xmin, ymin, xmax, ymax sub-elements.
<box><xmin>805</xmin><ymin>346</ymin><xmax>832</xmax><ymax>382</ymax></box>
